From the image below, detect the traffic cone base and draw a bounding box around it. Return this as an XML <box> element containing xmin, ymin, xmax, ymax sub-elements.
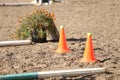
<box><xmin>80</xmin><ymin>58</ymin><xmax>97</xmax><ymax>62</ymax></box>
<box><xmin>55</xmin><ymin>48</ymin><xmax>71</xmax><ymax>54</ymax></box>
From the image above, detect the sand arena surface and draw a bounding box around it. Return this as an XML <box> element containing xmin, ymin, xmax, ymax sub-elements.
<box><xmin>0</xmin><ymin>0</ymin><xmax>120</xmax><ymax>80</ymax></box>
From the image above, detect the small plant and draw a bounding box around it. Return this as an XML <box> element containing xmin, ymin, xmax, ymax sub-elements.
<box><xmin>15</xmin><ymin>8</ymin><xmax>56</xmax><ymax>42</ymax></box>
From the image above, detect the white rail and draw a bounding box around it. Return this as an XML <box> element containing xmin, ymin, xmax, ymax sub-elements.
<box><xmin>0</xmin><ymin>40</ymin><xmax>32</xmax><ymax>47</ymax></box>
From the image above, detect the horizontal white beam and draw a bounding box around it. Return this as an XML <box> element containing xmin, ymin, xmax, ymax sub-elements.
<box><xmin>0</xmin><ymin>68</ymin><xmax>106</xmax><ymax>80</ymax></box>
<box><xmin>38</xmin><ymin>68</ymin><xmax>105</xmax><ymax>79</ymax></box>
<box><xmin>0</xmin><ymin>40</ymin><xmax>32</xmax><ymax>47</ymax></box>
<box><xmin>0</xmin><ymin>3</ymin><xmax>33</xmax><ymax>6</ymax></box>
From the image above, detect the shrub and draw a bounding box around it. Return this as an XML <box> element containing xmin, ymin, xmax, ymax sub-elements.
<box><xmin>15</xmin><ymin>8</ymin><xmax>56</xmax><ymax>42</ymax></box>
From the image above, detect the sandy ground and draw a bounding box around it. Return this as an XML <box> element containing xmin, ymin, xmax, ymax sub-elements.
<box><xmin>0</xmin><ymin>0</ymin><xmax>120</xmax><ymax>80</ymax></box>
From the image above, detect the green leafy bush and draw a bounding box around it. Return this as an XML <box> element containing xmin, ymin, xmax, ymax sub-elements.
<box><xmin>15</xmin><ymin>8</ymin><xmax>56</xmax><ymax>42</ymax></box>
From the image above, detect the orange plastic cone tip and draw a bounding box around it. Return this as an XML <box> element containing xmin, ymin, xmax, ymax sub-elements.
<box><xmin>55</xmin><ymin>26</ymin><xmax>71</xmax><ymax>54</ymax></box>
<box><xmin>81</xmin><ymin>33</ymin><xmax>97</xmax><ymax>62</ymax></box>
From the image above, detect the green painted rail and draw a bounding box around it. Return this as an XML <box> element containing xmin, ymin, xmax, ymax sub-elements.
<box><xmin>0</xmin><ymin>68</ymin><xmax>105</xmax><ymax>80</ymax></box>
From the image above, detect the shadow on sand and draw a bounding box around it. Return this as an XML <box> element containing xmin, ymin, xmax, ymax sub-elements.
<box><xmin>67</xmin><ymin>38</ymin><xmax>86</xmax><ymax>42</ymax></box>
<box><xmin>60</xmin><ymin>75</ymin><xmax>96</xmax><ymax>80</ymax></box>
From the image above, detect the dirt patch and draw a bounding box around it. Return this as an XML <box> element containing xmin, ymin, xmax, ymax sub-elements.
<box><xmin>0</xmin><ymin>0</ymin><xmax>120</xmax><ymax>80</ymax></box>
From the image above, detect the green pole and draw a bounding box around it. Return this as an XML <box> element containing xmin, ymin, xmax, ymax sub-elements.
<box><xmin>0</xmin><ymin>72</ymin><xmax>38</xmax><ymax>80</ymax></box>
<box><xmin>0</xmin><ymin>68</ymin><xmax>105</xmax><ymax>80</ymax></box>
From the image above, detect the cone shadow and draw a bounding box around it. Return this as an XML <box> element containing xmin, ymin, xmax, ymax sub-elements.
<box><xmin>99</xmin><ymin>58</ymin><xmax>111</xmax><ymax>63</ymax></box>
<box><xmin>67</xmin><ymin>38</ymin><xmax>86</xmax><ymax>42</ymax></box>
<box><xmin>94</xmin><ymin>48</ymin><xmax>103</xmax><ymax>51</ymax></box>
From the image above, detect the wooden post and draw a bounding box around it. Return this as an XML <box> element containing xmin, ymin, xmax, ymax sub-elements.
<box><xmin>49</xmin><ymin>0</ymin><xmax>53</xmax><ymax>5</ymax></box>
<box><xmin>38</xmin><ymin>0</ymin><xmax>42</xmax><ymax>5</ymax></box>
<box><xmin>46</xmin><ymin>22</ymin><xmax>59</xmax><ymax>41</ymax></box>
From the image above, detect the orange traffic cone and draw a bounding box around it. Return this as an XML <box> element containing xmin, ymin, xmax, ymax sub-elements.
<box><xmin>81</xmin><ymin>33</ymin><xmax>97</xmax><ymax>62</ymax></box>
<box><xmin>55</xmin><ymin>26</ymin><xmax>71</xmax><ymax>54</ymax></box>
